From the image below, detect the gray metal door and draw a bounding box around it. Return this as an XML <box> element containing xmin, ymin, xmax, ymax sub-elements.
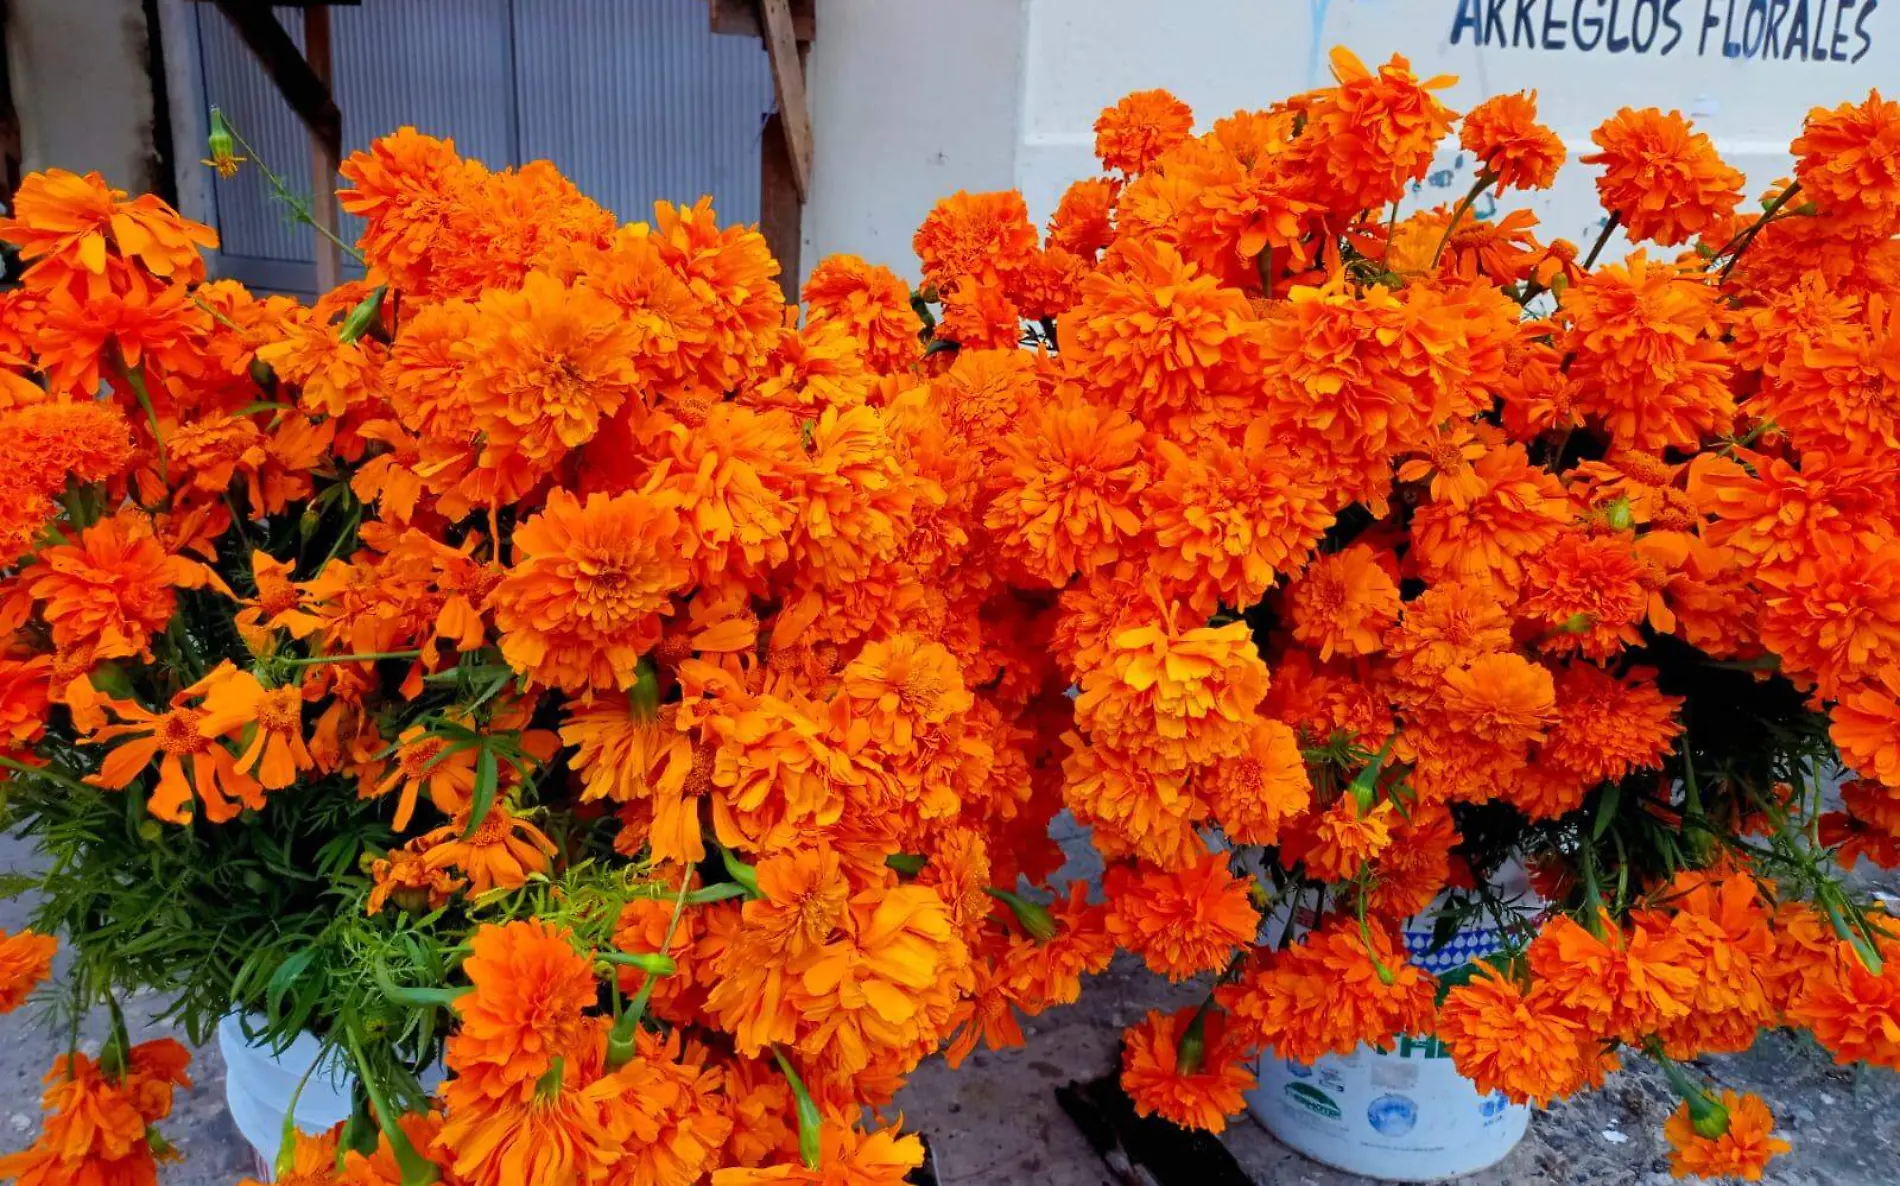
<box><xmin>192</xmin><ymin>0</ymin><xmax>774</xmax><ymax>294</ymax></box>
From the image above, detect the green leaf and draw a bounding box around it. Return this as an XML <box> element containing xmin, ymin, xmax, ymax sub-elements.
<box><xmin>683</xmin><ymin>883</ymin><xmax>750</xmax><ymax>905</ymax></box>
<box><xmin>267</xmin><ymin>948</ymin><xmax>317</xmax><ymax>1022</ymax></box>
<box><xmin>1592</xmin><ymin>783</ymin><xmax>1622</xmax><ymax>840</ymax></box>
<box><xmin>1433</xmin><ymin>960</ymin><xmax>1485</xmax><ymax>1005</ymax></box>
<box><xmin>464</xmin><ymin>745</ymin><xmax>499</xmax><ymax>839</ymax></box>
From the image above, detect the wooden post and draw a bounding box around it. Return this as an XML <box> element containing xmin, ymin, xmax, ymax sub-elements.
<box><xmin>303</xmin><ymin>5</ymin><xmax>342</xmax><ymax>290</ymax></box>
<box><xmin>709</xmin><ymin>0</ymin><xmax>813</xmax><ymax>289</ymax></box>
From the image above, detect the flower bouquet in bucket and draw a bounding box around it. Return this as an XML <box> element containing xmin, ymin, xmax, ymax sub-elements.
<box><xmin>0</xmin><ymin>42</ymin><xmax>1897</xmax><ymax>1186</ymax></box>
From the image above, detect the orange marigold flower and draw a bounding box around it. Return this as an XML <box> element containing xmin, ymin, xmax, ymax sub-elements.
<box><xmin>1563</xmin><ymin>251</ymin><xmax>1734</xmax><ymax>452</ymax></box>
<box><xmin>1528</xmin><ymin>912</ymin><xmax>1698</xmax><ymax>1043</ymax></box>
<box><xmin>1066</xmin><ymin>237</ymin><xmax>1254</xmax><ymax>421</ymax></box>
<box><xmin>745</xmin><ymin>844</ymin><xmax>852</xmax><ymax>959</ymax></box>
<box><xmin>706</xmin><ymin>691</ymin><xmax>857</xmax><ymax>854</ymax></box>
<box><xmin>1542</xmin><ymin>662</ymin><xmax>1682</xmax><ymax>785</ymax></box>
<box><xmin>1120</xmin><ymin>1006</ymin><xmax>1255</xmax><ymax>1133</ymax></box>
<box><xmin>1663</xmin><ymin>1091</ymin><xmax>1790</xmax><ymax>1182</ymax></box>
<box><xmin>490</xmin><ymin>488</ymin><xmax>693</xmax><ymax>694</ymax></box>
<box><xmin>366</xmin><ymin>724</ymin><xmax>479</xmax><ymax>832</ymax></box>
<box><xmin>1288</xmin><ymin>48</ymin><xmax>1457</xmax><ymax>214</ymax></box>
<box><xmin>1785</xmin><ymin>933</ymin><xmax>1900</xmax><ymax>1070</ymax></box>
<box><xmin>1286</xmin><ymin>544</ymin><xmax>1401</xmax><ymax>662</ymax></box>
<box><xmin>1074</xmin><ymin>616</ymin><xmax>1269</xmax><ymax>774</ymax></box>
<box><xmin>1048</xmin><ymin>177</ymin><xmax>1120</xmax><ymax>257</ymax></box>
<box><xmin>1758</xmin><ymin>534</ymin><xmax>1900</xmax><ymax>697</ymax></box>
<box><xmin>1792</xmin><ymin>90</ymin><xmax>1900</xmax><ymax>238</ymax></box>
<box><xmin>418</xmin><ymin>805</ymin><xmax>557</xmax><ymax>896</ymax></box>
<box><xmin>649</xmin><ymin>198</ymin><xmax>785</xmax><ymax>392</ymax></box>
<box><xmin>1460</xmin><ymin>91</ymin><xmax>1565</xmax><ymax>192</ymax></box>
<box><xmin>912</xmin><ymin>190</ymin><xmax>1038</xmax><ymax>292</ymax></box>
<box><xmin>337</xmin><ymin>128</ymin><xmax>481</xmax><ymax>297</ymax></box>
<box><xmin>984</xmin><ymin>394</ymin><xmax>1147</xmax><ymax>587</ymax></box>
<box><xmin>935</xmin><ymin>277</ymin><xmax>1022</xmax><ymax>350</ymax></box>
<box><xmin>709</xmin><ymin>1120</ymin><xmax>925</xmax><ymax>1185</ymax></box>
<box><xmin>0</xmin><ymin>167</ymin><xmax>215</xmax><ymax>296</ymax></box>
<box><xmin>1225</xmin><ymin>920</ymin><xmax>1436</xmax><ymax>1064</ymax></box>
<box><xmin>646</xmin><ymin>401</ymin><xmax>806</xmax><ymax>591</ymax></box>
<box><xmin>1200</xmin><ymin>716</ymin><xmax>1310</xmax><ymax>847</ymax></box>
<box><xmin>802</xmin><ymin>254</ymin><xmax>924</xmax><ymax>374</ymax></box>
<box><xmin>190</xmin><ymin>665</ymin><xmax>312</xmax><ymax>792</ymax></box>
<box><xmin>0</xmin><ymin>399</ymin><xmax>136</xmax><ymax>498</ymax></box>
<box><xmin>1061</xmin><ymin>732</ymin><xmax>1208</xmax><ymax>867</ymax></box>
<box><xmin>1581</xmin><ymin>107</ymin><xmax>1743</xmax><ymax>246</ymax></box>
<box><xmin>1386</xmin><ymin>579</ymin><xmax>1514</xmax><ymax>685</ymax></box>
<box><xmin>1094</xmin><ymin>89</ymin><xmax>1196</xmax><ymax>174</ymax></box>
<box><xmin>1439</xmin><ymin>652</ymin><xmax>1557</xmax><ymax>750</ymax></box>
<box><xmin>0</xmin><ymin>928</ymin><xmax>57</xmax><ymax>1013</ymax></box>
<box><xmin>1104</xmin><ymin>851</ymin><xmax>1261</xmax><ymax>981</ymax></box>
<box><xmin>1832</xmin><ymin>669</ymin><xmax>1900</xmax><ymax>787</ymax></box>
<box><xmin>447</xmin><ymin>919</ymin><xmax>598</xmax><ymax>1103</ymax></box>
<box><xmin>1142</xmin><ymin>419</ymin><xmax>1334</xmax><ymax>613</ymax></box>
<box><xmin>366</xmin><ymin>846</ymin><xmax>465</xmax><ymax>916</ymax></box>
<box><xmin>239</xmin><ymin>1128</ymin><xmax>338</xmax><ymax>1186</ymax></box>
<box><xmin>1280</xmin><ymin>794</ymin><xmax>1396</xmax><ymax>882</ymax></box>
<box><xmin>1519</xmin><ymin>531</ymin><xmax>1653</xmax><ymax>661</ymax></box>
<box><xmin>79</xmin><ymin>680</ymin><xmax>266</xmax><ymax>825</ymax></box>
<box><xmin>0</xmin><ymin>1041</ymin><xmax>191</xmax><ymax>1186</ymax></box>
<box><xmin>1437</xmin><ymin>964</ymin><xmax>1608</xmax><ymax>1106</ymax></box>
<box><xmin>998</xmin><ymin>880</ymin><xmax>1117</xmax><ymax>1012</ymax></box>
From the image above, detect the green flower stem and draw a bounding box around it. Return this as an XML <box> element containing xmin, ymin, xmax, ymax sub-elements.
<box><xmin>344</xmin><ymin>1024</ymin><xmax>438</xmax><ymax>1186</ymax></box>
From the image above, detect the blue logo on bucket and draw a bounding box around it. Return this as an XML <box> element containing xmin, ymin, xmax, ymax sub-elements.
<box><xmin>1283</xmin><ymin>1059</ymin><xmax>1313</xmax><ymax>1079</ymax></box>
<box><xmin>1366</xmin><ymin>1093</ymin><xmax>1419</xmax><ymax>1137</ymax></box>
<box><xmin>1480</xmin><ymin>1091</ymin><xmax>1511</xmax><ymax>1120</ymax></box>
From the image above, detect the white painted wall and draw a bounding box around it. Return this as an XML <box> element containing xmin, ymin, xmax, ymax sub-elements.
<box><xmin>801</xmin><ymin>0</ymin><xmax>1027</xmax><ymax>280</ymax></box>
<box><xmin>806</xmin><ymin>0</ymin><xmax>1896</xmax><ymax>281</ymax></box>
<box><xmin>6</xmin><ymin>0</ymin><xmax>161</xmax><ymax>192</ymax></box>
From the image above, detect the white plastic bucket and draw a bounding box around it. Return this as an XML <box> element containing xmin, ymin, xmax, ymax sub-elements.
<box><xmin>217</xmin><ymin>1015</ymin><xmax>357</xmax><ymax>1178</ymax></box>
<box><xmin>1245</xmin><ymin>918</ymin><xmax>1531</xmax><ymax>1181</ymax></box>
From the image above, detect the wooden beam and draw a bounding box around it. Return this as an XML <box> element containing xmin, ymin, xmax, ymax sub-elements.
<box><xmin>757</xmin><ymin>0</ymin><xmax>812</xmax><ymax>202</ymax></box>
<box><xmin>708</xmin><ymin>0</ymin><xmax>814</xmax><ymax>40</ymax></box>
<box><xmin>303</xmin><ymin>5</ymin><xmax>342</xmax><ymax>291</ymax></box>
<box><xmin>758</xmin><ymin>112</ymin><xmax>801</xmax><ymax>287</ymax></box>
<box><xmin>207</xmin><ymin>0</ymin><xmax>341</xmax><ymax>159</ymax></box>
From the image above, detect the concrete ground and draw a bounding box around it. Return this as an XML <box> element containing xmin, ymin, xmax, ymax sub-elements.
<box><xmin>4</xmin><ymin>826</ymin><xmax>1898</xmax><ymax>1186</ymax></box>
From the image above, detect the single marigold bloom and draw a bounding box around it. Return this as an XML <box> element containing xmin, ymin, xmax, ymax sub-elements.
<box><xmin>25</xmin><ymin>510</ymin><xmax>223</xmax><ymax>660</ymax></box>
<box><xmin>366</xmin><ymin>847</ymin><xmax>465</xmax><ymax>916</ymax></box>
<box><xmin>1460</xmin><ymin>91</ymin><xmax>1565</xmax><ymax>192</ymax></box>
<box><xmin>0</xmin><ymin>398</ymin><xmax>136</xmax><ymax>498</ymax></box>
<box><xmin>1120</xmin><ymin>1006</ymin><xmax>1255</xmax><ymax>1133</ymax></box>
<box><xmin>0</xmin><ymin>167</ymin><xmax>216</xmax><ymax>295</ymax></box>
<box><xmin>0</xmin><ymin>928</ymin><xmax>57</xmax><ymax>1013</ymax></box>
<box><xmin>935</xmin><ymin>276</ymin><xmax>1022</xmax><ymax>349</ymax></box>
<box><xmin>705</xmin><ymin>692</ymin><xmax>857</xmax><ymax>854</ymax></box>
<box><xmin>1437</xmin><ymin>964</ymin><xmax>1607</xmax><ymax>1107</ymax></box>
<box><xmin>1581</xmin><ymin>107</ymin><xmax>1743</xmax><ymax>246</ymax></box>
<box><xmin>1367</xmin><ymin>805</ymin><xmax>1458</xmax><ymax>919</ymax></box>
<box><xmin>1286</xmin><ymin>544</ymin><xmax>1401</xmax><ymax>662</ymax></box>
<box><xmin>337</xmin><ymin>127</ymin><xmax>481</xmax><ymax>296</ymax></box>
<box><xmin>788</xmin><ymin>402</ymin><xmax>917</xmax><ymax>587</ymax></box>
<box><xmin>490</xmin><ymin>488</ymin><xmax>693</xmax><ymax>694</ymax></box>
<box><xmin>190</xmin><ymin>665</ymin><xmax>312</xmax><ymax>791</ymax></box>
<box><xmin>998</xmin><ymin>880</ymin><xmax>1117</xmax><ymax>1012</ymax></box>
<box><xmin>984</xmin><ymin>394</ymin><xmax>1147</xmax><ymax>587</ymax></box>
<box><xmin>1832</xmin><ymin>669</ymin><xmax>1900</xmax><ymax>787</ymax></box>
<box><xmin>1792</xmin><ymin>90</ymin><xmax>1900</xmax><ymax>237</ymax></box>
<box><xmin>1225</xmin><ymin>920</ymin><xmax>1436</xmax><ymax>1064</ymax></box>
<box><xmin>418</xmin><ymin>805</ymin><xmax>557</xmax><ymax>896</ymax></box>
<box><xmin>1528</xmin><ymin>913</ymin><xmax>1698</xmax><ymax>1042</ymax></box>
<box><xmin>447</xmin><ymin>920</ymin><xmax>598</xmax><ymax>1103</ymax></box>
<box><xmin>1048</xmin><ymin>176</ymin><xmax>1120</xmax><ymax>256</ymax></box>
<box><xmin>802</xmin><ymin>254</ymin><xmax>924</xmax><ymax>374</ymax></box>
<box><xmin>839</xmin><ymin>633</ymin><xmax>973</xmax><ymax>754</ymax></box>
<box><xmin>1759</xmin><ymin>535</ymin><xmax>1900</xmax><ymax>697</ymax></box>
<box><xmin>1520</xmin><ymin>531</ymin><xmax>1653</xmax><ymax>661</ymax></box>
<box><xmin>1142</xmin><ymin>420</ymin><xmax>1334</xmax><ymax>613</ymax></box>
<box><xmin>79</xmin><ymin>684</ymin><xmax>266</xmax><ymax>825</ymax></box>
<box><xmin>239</xmin><ymin>1128</ymin><xmax>339</xmax><ymax>1186</ymax></box>
<box><xmin>1066</xmin><ymin>237</ymin><xmax>1254</xmax><ymax>420</ymax></box>
<box><xmin>438</xmin><ymin>1026</ymin><xmax>628</xmax><ymax>1186</ymax></box>
<box><xmin>648</xmin><ymin>197</ymin><xmax>784</xmax><ymax>392</ymax></box>
<box><xmin>645</xmin><ymin>401</ymin><xmax>806</xmax><ymax>590</ymax></box>
<box><xmin>1061</xmin><ymin>732</ymin><xmax>1207</xmax><ymax>868</ymax></box>
<box><xmin>709</xmin><ymin>1120</ymin><xmax>925</xmax><ymax>1185</ymax></box>
<box><xmin>1386</xmin><ymin>579</ymin><xmax>1514</xmax><ymax>685</ymax></box>
<box><xmin>1104</xmin><ymin>851</ymin><xmax>1261</xmax><ymax>981</ymax></box>
<box><xmin>1280</xmin><ymin>794</ymin><xmax>1396</xmax><ymax>882</ymax></box>
<box><xmin>1563</xmin><ymin>251</ymin><xmax>1735</xmax><ymax>452</ymax></box>
<box><xmin>1664</xmin><ymin>1091</ymin><xmax>1790</xmax><ymax>1182</ymax></box>
<box><xmin>1094</xmin><ymin>89</ymin><xmax>1196</xmax><ymax>174</ymax></box>
<box><xmin>1542</xmin><ymin>661</ymin><xmax>1682</xmax><ymax>784</ymax></box>
<box><xmin>0</xmin><ymin>1041</ymin><xmax>191</xmax><ymax>1186</ymax></box>
<box><xmin>912</xmin><ymin>190</ymin><xmax>1038</xmax><ymax>291</ymax></box>
<box><xmin>1438</xmin><ymin>652</ymin><xmax>1557</xmax><ymax>750</ymax></box>
<box><xmin>1785</xmin><ymin>933</ymin><xmax>1900</xmax><ymax>1070</ymax></box>
<box><xmin>1288</xmin><ymin>48</ymin><xmax>1456</xmax><ymax>214</ymax></box>
<box><xmin>1074</xmin><ymin>616</ymin><xmax>1269</xmax><ymax>774</ymax></box>
<box><xmin>1200</xmin><ymin>716</ymin><xmax>1310</xmax><ymax>847</ymax></box>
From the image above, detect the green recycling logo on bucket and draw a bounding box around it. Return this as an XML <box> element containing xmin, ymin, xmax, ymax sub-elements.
<box><xmin>1284</xmin><ymin>1081</ymin><xmax>1343</xmax><ymax>1121</ymax></box>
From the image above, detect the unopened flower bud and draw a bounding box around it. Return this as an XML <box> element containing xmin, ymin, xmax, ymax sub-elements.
<box><xmin>338</xmin><ymin>285</ymin><xmax>388</xmax><ymax>345</ymax></box>
<box><xmin>1175</xmin><ymin>1006</ymin><xmax>1210</xmax><ymax>1075</ymax></box>
<box><xmin>987</xmin><ymin>887</ymin><xmax>1058</xmax><ymax>943</ymax></box>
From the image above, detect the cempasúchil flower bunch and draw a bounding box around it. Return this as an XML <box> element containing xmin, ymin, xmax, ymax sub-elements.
<box><xmin>0</xmin><ymin>43</ymin><xmax>1897</xmax><ymax>1186</ymax></box>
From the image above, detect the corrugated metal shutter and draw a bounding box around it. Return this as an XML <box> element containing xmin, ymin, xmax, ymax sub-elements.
<box><xmin>194</xmin><ymin>0</ymin><xmax>773</xmax><ymax>293</ymax></box>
